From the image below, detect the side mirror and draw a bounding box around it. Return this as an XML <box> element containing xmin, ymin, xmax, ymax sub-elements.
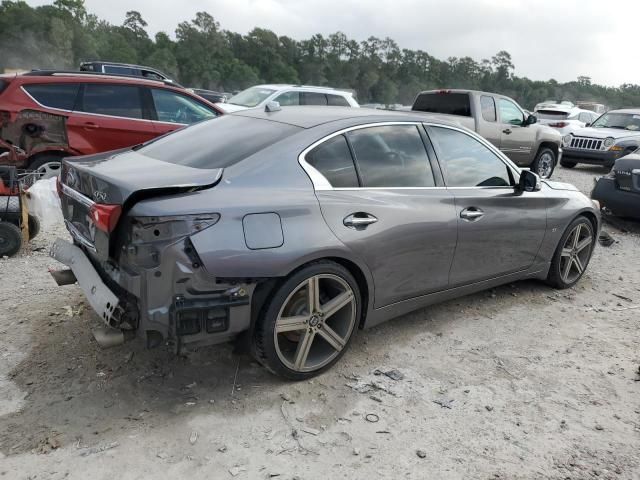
<box><xmin>517</xmin><ymin>169</ymin><xmax>541</xmax><ymax>193</ymax></box>
<box><xmin>585</xmin><ymin>122</ymin><xmax>591</xmax><ymax>127</ymax></box>
<box><xmin>524</xmin><ymin>114</ymin><xmax>537</xmax><ymax>126</ymax></box>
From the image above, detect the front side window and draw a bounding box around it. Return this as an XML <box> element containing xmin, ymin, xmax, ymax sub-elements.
<box><xmin>429</xmin><ymin>126</ymin><xmax>512</xmax><ymax>187</ymax></box>
<box><xmin>499</xmin><ymin>98</ymin><xmax>524</xmax><ymax>126</ymax></box>
<box><xmin>480</xmin><ymin>95</ymin><xmax>496</xmax><ymax>122</ymax></box>
<box><xmin>151</xmin><ymin>89</ymin><xmax>217</xmax><ymax>124</ymax></box>
<box><xmin>274</xmin><ymin>91</ymin><xmax>300</xmax><ymax>106</ymax></box>
<box><xmin>80</xmin><ymin>84</ymin><xmax>143</xmax><ymax>119</ymax></box>
<box><xmin>301</xmin><ymin>92</ymin><xmax>328</xmax><ymax>106</ymax></box>
<box><xmin>227</xmin><ymin>87</ymin><xmax>276</xmax><ymax>108</ymax></box>
<box><xmin>347</xmin><ymin>125</ymin><xmax>435</xmax><ymax>188</ymax></box>
<box><xmin>23</xmin><ymin>83</ymin><xmax>79</xmax><ymax>110</ymax></box>
<box><xmin>306</xmin><ymin>135</ymin><xmax>359</xmax><ymax>188</ymax></box>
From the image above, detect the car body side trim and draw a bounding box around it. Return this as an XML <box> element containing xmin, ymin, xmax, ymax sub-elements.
<box><xmin>61</xmin><ymin>183</ymin><xmax>95</xmax><ymax>208</ymax></box>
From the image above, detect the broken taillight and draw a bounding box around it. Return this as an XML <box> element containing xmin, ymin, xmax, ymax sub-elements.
<box><xmin>89</xmin><ymin>204</ymin><xmax>122</xmax><ymax>233</ymax></box>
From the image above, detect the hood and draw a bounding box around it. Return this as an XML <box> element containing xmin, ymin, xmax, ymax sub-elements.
<box><xmin>569</xmin><ymin>126</ymin><xmax>640</xmax><ymax>141</ymax></box>
<box><xmin>542</xmin><ymin>180</ymin><xmax>579</xmax><ymax>192</ymax></box>
<box><xmin>215</xmin><ymin>102</ymin><xmax>249</xmax><ymax>113</ymax></box>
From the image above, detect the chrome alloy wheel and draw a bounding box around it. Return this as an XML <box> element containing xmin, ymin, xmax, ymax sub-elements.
<box><xmin>273</xmin><ymin>274</ymin><xmax>357</xmax><ymax>373</ymax></box>
<box><xmin>537</xmin><ymin>152</ymin><xmax>554</xmax><ymax>179</ymax></box>
<box><xmin>559</xmin><ymin>223</ymin><xmax>593</xmax><ymax>284</ymax></box>
<box><xmin>35</xmin><ymin>161</ymin><xmax>62</xmax><ymax>179</ymax></box>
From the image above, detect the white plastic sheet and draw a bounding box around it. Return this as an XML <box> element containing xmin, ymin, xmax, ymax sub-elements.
<box><xmin>26</xmin><ymin>177</ymin><xmax>64</xmax><ymax>228</ymax></box>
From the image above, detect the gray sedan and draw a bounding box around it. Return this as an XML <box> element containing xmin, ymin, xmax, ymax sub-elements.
<box><xmin>51</xmin><ymin>107</ymin><xmax>600</xmax><ymax>379</ymax></box>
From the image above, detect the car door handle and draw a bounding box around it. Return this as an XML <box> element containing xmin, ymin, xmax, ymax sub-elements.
<box><xmin>83</xmin><ymin>122</ymin><xmax>99</xmax><ymax>129</ymax></box>
<box><xmin>502</xmin><ymin>128</ymin><xmax>512</xmax><ymax>134</ymax></box>
<box><xmin>460</xmin><ymin>207</ymin><xmax>485</xmax><ymax>221</ymax></box>
<box><xmin>343</xmin><ymin>213</ymin><xmax>378</xmax><ymax>229</ymax></box>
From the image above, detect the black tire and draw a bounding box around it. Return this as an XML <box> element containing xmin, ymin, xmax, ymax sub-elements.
<box><xmin>28</xmin><ymin>155</ymin><xmax>64</xmax><ymax>179</ymax></box>
<box><xmin>253</xmin><ymin>260</ymin><xmax>361</xmax><ymax>380</ymax></box>
<box><xmin>28</xmin><ymin>214</ymin><xmax>40</xmax><ymax>240</ymax></box>
<box><xmin>0</xmin><ymin>221</ymin><xmax>23</xmax><ymax>257</ymax></box>
<box><xmin>531</xmin><ymin>147</ymin><xmax>556</xmax><ymax>179</ymax></box>
<box><xmin>546</xmin><ymin>216</ymin><xmax>595</xmax><ymax>289</ymax></box>
<box><xmin>560</xmin><ymin>160</ymin><xmax>577</xmax><ymax>168</ymax></box>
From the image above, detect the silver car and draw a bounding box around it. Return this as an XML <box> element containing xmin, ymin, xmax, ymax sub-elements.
<box><xmin>51</xmin><ymin>107</ymin><xmax>600</xmax><ymax>379</ymax></box>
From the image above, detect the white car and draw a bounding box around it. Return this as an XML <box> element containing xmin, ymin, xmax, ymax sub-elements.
<box><xmin>216</xmin><ymin>84</ymin><xmax>359</xmax><ymax>113</ymax></box>
<box><xmin>534</xmin><ymin>102</ymin><xmax>600</xmax><ymax>135</ymax></box>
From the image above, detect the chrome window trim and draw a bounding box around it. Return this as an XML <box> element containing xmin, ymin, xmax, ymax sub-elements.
<box><xmin>298</xmin><ymin>121</ymin><xmax>522</xmax><ymax>191</ymax></box>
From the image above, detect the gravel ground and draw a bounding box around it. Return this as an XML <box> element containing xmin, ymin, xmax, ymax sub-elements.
<box><xmin>0</xmin><ymin>164</ymin><xmax>639</xmax><ymax>480</ymax></box>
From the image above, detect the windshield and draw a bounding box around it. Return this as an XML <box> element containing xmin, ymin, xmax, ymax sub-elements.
<box><xmin>591</xmin><ymin>112</ymin><xmax>640</xmax><ymax>131</ymax></box>
<box><xmin>228</xmin><ymin>87</ymin><xmax>276</xmax><ymax>107</ymax></box>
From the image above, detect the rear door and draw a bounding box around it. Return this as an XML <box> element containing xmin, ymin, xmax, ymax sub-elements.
<box><xmin>427</xmin><ymin>124</ymin><xmax>547</xmax><ymax>286</ymax></box>
<box><xmin>148</xmin><ymin>87</ymin><xmax>219</xmax><ymax>136</ymax></box>
<box><xmin>69</xmin><ymin>83</ymin><xmax>156</xmax><ymax>154</ymax></box>
<box><xmin>305</xmin><ymin>123</ymin><xmax>458</xmax><ymax>307</ymax></box>
<box><xmin>497</xmin><ymin>97</ymin><xmax>533</xmax><ymax>166</ymax></box>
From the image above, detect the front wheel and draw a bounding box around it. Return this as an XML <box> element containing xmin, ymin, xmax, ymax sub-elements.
<box><xmin>0</xmin><ymin>222</ymin><xmax>22</xmax><ymax>257</ymax></box>
<box><xmin>253</xmin><ymin>261</ymin><xmax>360</xmax><ymax>380</ymax></box>
<box><xmin>531</xmin><ymin>147</ymin><xmax>556</xmax><ymax>179</ymax></box>
<box><xmin>546</xmin><ymin>216</ymin><xmax>595</xmax><ymax>289</ymax></box>
<box><xmin>29</xmin><ymin>155</ymin><xmax>64</xmax><ymax>179</ymax></box>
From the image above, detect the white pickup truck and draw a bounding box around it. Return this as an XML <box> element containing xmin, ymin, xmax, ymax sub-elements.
<box><xmin>411</xmin><ymin>89</ymin><xmax>563</xmax><ymax>179</ymax></box>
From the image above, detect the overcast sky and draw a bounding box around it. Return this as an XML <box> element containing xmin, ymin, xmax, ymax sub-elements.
<box><xmin>27</xmin><ymin>0</ymin><xmax>634</xmax><ymax>86</ymax></box>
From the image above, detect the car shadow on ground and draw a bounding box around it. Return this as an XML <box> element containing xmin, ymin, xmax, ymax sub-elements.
<box><xmin>0</xmin><ymin>277</ymin><xmax>560</xmax><ymax>456</ymax></box>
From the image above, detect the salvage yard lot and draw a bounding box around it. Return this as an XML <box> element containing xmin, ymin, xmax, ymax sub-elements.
<box><xmin>0</xmin><ymin>165</ymin><xmax>639</xmax><ymax>479</ymax></box>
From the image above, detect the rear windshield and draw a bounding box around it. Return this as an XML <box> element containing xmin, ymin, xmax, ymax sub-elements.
<box><xmin>137</xmin><ymin>115</ymin><xmax>300</xmax><ymax>169</ymax></box>
<box><xmin>412</xmin><ymin>92</ymin><xmax>471</xmax><ymax>116</ymax></box>
<box><xmin>535</xmin><ymin>110</ymin><xmax>569</xmax><ymax>120</ymax></box>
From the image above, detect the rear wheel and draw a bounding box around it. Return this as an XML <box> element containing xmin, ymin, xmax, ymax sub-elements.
<box><xmin>560</xmin><ymin>160</ymin><xmax>577</xmax><ymax>168</ymax></box>
<box><xmin>0</xmin><ymin>222</ymin><xmax>22</xmax><ymax>257</ymax></box>
<box><xmin>253</xmin><ymin>261</ymin><xmax>360</xmax><ymax>380</ymax></box>
<box><xmin>28</xmin><ymin>214</ymin><xmax>40</xmax><ymax>240</ymax></box>
<box><xmin>546</xmin><ymin>216</ymin><xmax>595</xmax><ymax>289</ymax></box>
<box><xmin>531</xmin><ymin>147</ymin><xmax>556</xmax><ymax>179</ymax></box>
<box><xmin>29</xmin><ymin>155</ymin><xmax>64</xmax><ymax>179</ymax></box>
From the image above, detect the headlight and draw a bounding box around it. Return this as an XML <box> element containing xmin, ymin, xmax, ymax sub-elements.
<box><xmin>562</xmin><ymin>134</ymin><xmax>572</xmax><ymax>147</ymax></box>
<box><xmin>603</xmin><ymin>137</ymin><xmax>615</xmax><ymax>148</ymax></box>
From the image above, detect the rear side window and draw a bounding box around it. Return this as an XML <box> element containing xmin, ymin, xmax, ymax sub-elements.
<box><xmin>137</xmin><ymin>115</ymin><xmax>300</xmax><ymax>169</ymax></box>
<box><xmin>412</xmin><ymin>92</ymin><xmax>471</xmax><ymax>116</ymax></box>
<box><xmin>301</xmin><ymin>92</ymin><xmax>328</xmax><ymax>106</ymax></box>
<box><xmin>347</xmin><ymin>125</ymin><xmax>435</xmax><ymax>188</ymax></box>
<box><xmin>429</xmin><ymin>126</ymin><xmax>512</xmax><ymax>187</ymax></box>
<box><xmin>103</xmin><ymin>65</ymin><xmax>138</xmax><ymax>76</ymax></box>
<box><xmin>80</xmin><ymin>84</ymin><xmax>143</xmax><ymax>119</ymax></box>
<box><xmin>327</xmin><ymin>94</ymin><xmax>350</xmax><ymax>107</ymax></box>
<box><xmin>23</xmin><ymin>83</ymin><xmax>79</xmax><ymax>110</ymax></box>
<box><xmin>480</xmin><ymin>95</ymin><xmax>496</xmax><ymax>122</ymax></box>
<box><xmin>306</xmin><ymin>135</ymin><xmax>359</xmax><ymax>188</ymax></box>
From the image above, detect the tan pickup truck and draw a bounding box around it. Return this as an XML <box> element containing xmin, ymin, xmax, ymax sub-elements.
<box><xmin>412</xmin><ymin>89</ymin><xmax>563</xmax><ymax>178</ymax></box>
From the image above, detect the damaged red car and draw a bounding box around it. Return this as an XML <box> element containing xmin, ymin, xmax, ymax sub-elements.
<box><xmin>0</xmin><ymin>71</ymin><xmax>222</xmax><ymax>177</ymax></box>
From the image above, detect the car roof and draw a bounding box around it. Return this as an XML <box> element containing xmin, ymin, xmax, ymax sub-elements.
<box><xmin>17</xmin><ymin>70</ymin><xmax>183</xmax><ymax>89</ymax></box>
<box><xmin>609</xmin><ymin>108</ymin><xmax>640</xmax><ymax>115</ymax></box>
<box><xmin>232</xmin><ymin>105</ymin><xmax>457</xmax><ymax>129</ymax></box>
<box><xmin>249</xmin><ymin>84</ymin><xmax>352</xmax><ymax>95</ymax></box>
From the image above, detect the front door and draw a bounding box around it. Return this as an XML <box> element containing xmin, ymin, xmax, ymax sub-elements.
<box><xmin>497</xmin><ymin>97</ymin><xmax>533</xmax><ymax>166</ymax></box>
<box><xmin>303</xmin><ymin>123</ymin><xmax>458</xmax><ymax>307</ymax></box>
<box><xmin>427</xmin><ymin>124</ymin><xmax>547</xmax><ymax>287</ymax></box>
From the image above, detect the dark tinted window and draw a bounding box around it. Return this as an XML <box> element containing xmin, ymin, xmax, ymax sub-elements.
<box><xmin>347</xmin><ymin>125</ymin><xmax>435</xmax><ymax>187</ymax></box>
<box><xmin>274</xmin><ymin>91</ymin><xmax>300</xmax><ymax>106</ymax></box>
<box><xmin>151</xmin><ymin>89</ymin><xmax>217</xmax><ymax>124</ymax></box>
<box><xmin>138</xmin><ymin>115</ymin><xmax>300</xmax><ymax>169</ymax></box>
<box><xmin>0</xmin><ymin>79</ymin><xmax>9</xmax><ymax>95</ymax></box>
<box><xmin>412</xmin><ymin>92</ymin><xmax>471</xmax><ymax>116</ymax></box>
<box><xmin>327</xmin><ymin>94</ymin><xmax>350</xmax><ymax>107</ymax></box>
<box><xmin>429</xmin><ymin>126</ymin><xmax>512</xmax><ymax>187</ymax></box>
<box><xmin>306</xmin><ymin>135</ymin><xmax>359</xmax><ymax>188</ymax></box>
<box><xmin>81</xmin><ymin>84</ymin><xmax>143</xmax><ymax>119</ymax></box>
<box><xmin>23</xmin><ymin>84</ymin><xmax>79</xmax><ymax>110</ymax></box>
<box><xmin>103</xmin><ymin>65</ymin><xmax>138</xmax><ymax>76</ymax></box>
<box><xmin>480</xmin><ymin>95</ymin><xmax>496</xmax><ymax>122</ymax></box>
<box><xmin>301</xmin><ymin>92</ymin><xmax>328</xmax><ymax>106</ymax></box>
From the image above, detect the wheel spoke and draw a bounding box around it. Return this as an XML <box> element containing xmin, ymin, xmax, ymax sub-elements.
<box><xmin>276</xmin><ymin>315</ymin><xmax>308</xmax><ymax>333</ymax></box>
<box><xmin>572</xmin><ymin>225</ymin><xmax>582</xmax><ymax>249</ymax></box>
<box><xmin>573</xmin><ymin>256</ymin><xmax>584</xmax><ymax>275</ymax></box>
<box><xmin>320</xmin><ymin>290</ymin><xmax>353</xmax><ymax>320</ymax></box>
<box><xmin>293</xmin><ymin>329</ymin><xmax>315</xmax><ymax>370</ymax></box>
<box><xmin>317</xmin><ymin>324</ymin><xmax>346</xmax><ymax>352</ymax></box>
<box><xmin>561</xmin><ymin>247</ymin><xmax>572</xmax><ymax>258</ymax></box>
<box><xmin>576</xmin><ymin>236</ymin><xmax>592</xmax><ymax>253</ymax></box>
<box><xmin>562</xmin><ymin>257</ymin><xmax>572</xmax><ymax>281</ymax></box>
<box><xmin>307</xmin><ymin>276</ymin><xmax>320</xmax><ymax>313</ymax></box>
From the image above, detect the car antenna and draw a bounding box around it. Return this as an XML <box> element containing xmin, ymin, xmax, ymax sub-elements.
<box><xmin>265</xmin><ymin>101</ymin><xmax>281</xmax><ymax>112</ymax></box>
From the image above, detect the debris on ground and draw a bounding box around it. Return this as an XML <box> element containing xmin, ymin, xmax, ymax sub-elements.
<box><xmin>79</xmin><ymin>441</ymin><xmax>119</xmax><ymax>457</ymax></box>
<box><xmin>433</xmin><ymin>398</ymin><xmax>454</xmax><ymax>409</ymax></box>
<box><xmin>229</xmin><ymin>465</ymin><xmax>247</xmax><ymax>477</ymax></box>
<box><xmin>373</xmin><ymin>368</ymin><xmax>404</xmax><ymax>381</ymax></box>
<box><xmin>364</xmin><ymin>413</ymin><xmax>379</xmax><ymax>423</ymax></box>
<box><xmin>189</xmin><ymin>431</ymin><xmax>198</xmax><ymax>445</ymax></box>
<box><xmin>416</xmin><ymin>449</ymin><xmax>427</xmax><ymax>458</ymax></box>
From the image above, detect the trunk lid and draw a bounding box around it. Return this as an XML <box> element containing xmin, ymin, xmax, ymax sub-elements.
<box><xmin>59</xmin><ymin>149</ymin><xmax>222</xmax><ymax>260</ymax></box>
<box><xmin>612</xmin><ymin>154</ymin><xmax>640</xmax><ymax>193</ymax></box>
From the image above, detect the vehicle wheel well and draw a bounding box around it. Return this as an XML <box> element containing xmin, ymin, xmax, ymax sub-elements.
<box><xmin>536</xmin><ymin>142</ymin><xmax>558</xmax><ymax>159</ymax></box>
<box><xmin>250</xmin><ymin>256</ymin><xmax>370</xmax><ymax>333</ymax></box>
<box><xmin>27</xmin><ymin>151</ymin><xmax>67</xmax><ymax>167</ymax></box>
<box><xmin>577</xmin><ymin>211</ymin><xmax>599</xmax><ymax>235</ymax></box>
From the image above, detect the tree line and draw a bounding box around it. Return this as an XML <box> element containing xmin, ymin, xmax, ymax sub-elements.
<box><xmin>2</xmin><ymin>0</ymin><xmax>639</xmax><ymax>109</ymax></box>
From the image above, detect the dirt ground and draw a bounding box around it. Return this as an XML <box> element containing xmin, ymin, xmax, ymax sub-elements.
<box><xmin>0</xmin><ymin>164</ymin><xmax>639</xmax><ymax>480</ymax></box>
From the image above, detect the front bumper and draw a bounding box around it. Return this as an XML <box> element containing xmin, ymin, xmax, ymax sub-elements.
<box><xmin>592</xmin><ymin>177</ymin><xmax>640</xmax><ymax>219</ymax></box>
<box><xmin>563</xmin><ymin>148</ymin><xmax>623</xmax><ymax>166</ymax></box>
<box><xmin>50</xmin><ymin>238</ymin><xmax>122</xmax><ymax>328</ymax></box>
